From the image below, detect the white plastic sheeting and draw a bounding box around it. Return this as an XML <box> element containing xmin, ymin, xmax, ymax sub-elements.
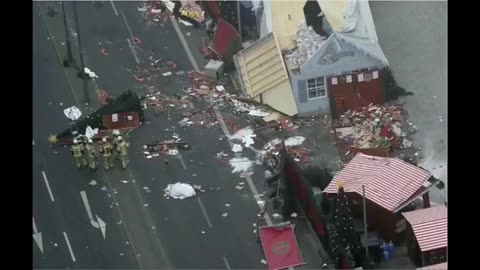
<box><xmin>318</xmin><ymin>0</ymin><xmax>389</xmax><ymax>65</ymax></box>
<box><xmin>284</xmin><ymin>136</ymin><xmax>306</xmax><ymax>147</ymax></box>
<box><xmin>63</xmin><ymin>106</ymin><xmax>82</xmax><ymax>120</ymax></box>
<box><xmin>164</xmin><ymin>182</ymin><xmax>196</xmax><ymax>199</ymax></box>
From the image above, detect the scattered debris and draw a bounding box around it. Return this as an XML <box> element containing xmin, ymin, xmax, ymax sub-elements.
<box><xmin>162</xmin><ymin>71</ymin><xmax>172</xmax><ymax>76</ymax></box>
<box><xmin>272</xmin><ymin>213</ymin><xmax>282</xmax><ymax>219</ymax></box>
<box><xmin>235</xmin><ymin>185</ymin><xmax>245</xmax><ymax>191</ymax></box>
<box><xmin>240</xmin><ymin>171</ymin><xmax>254</xmax><ymax>178</ymax></box>
<box><xmin>144</xmin><ymin>204</ymin><xmax>149</xmax><ymax>207</ymax></box>
<box><xmin>164</xmin><ymin>182</ymin><xmax>196</xmax><ymax>199</ymax></box>
<box><xmin>222</xmin><ymin>212</ymin><xmax>228</xmax><ymax>217</ymax></box>
<box><xmin>248</xmin><ymin>109</ymin><xmax>270</xmax><ymax>117</ymax></box>
<box><xmin>89</xmin><ymin>180</ymin><xmax>97</xmax><ymax>186</ymax></box>
<box><xmin>286</xmin><ymin>21</ymin><xmax>328</xmax><ymax>67</ymax></box>
<box><xmin>402</xmin><ymin>138</ymin><xmax>413</xmax><ymax>149</ymax></box>
<box><xmin>201</xmin><ymin>231</ymin><xmax>205</xmax><ymax>234</ymax></box>
<box><xmin>229</xmin><ymin>157</ymin><xmax>254</xmax><ymax>173</ymax></box>
<box><xmin>261</xmin><ymin>259</ymin><xmax>267</xmax><ymax>264</ymax></box>
<box><xmin>290</xmin><ymin>212</ymin><xmax>298</xmax><ymax>218</ymax></box>
<box><xmin>85</xmin><ymin>125</ymin><xmax>99</xmax><ymax>139</ymax></box>
<box><xmin>121</xmin><ymin>180</ymin><xmax>129</xmax><ymax>184</ymax></box>
<box><xmin>225</xmin><ymin>203</ymin><xmax>231</xmax><ymax>207</ymax></box>
<box><xmin>84</xmin><ymin>67</ymin><xmax>99</xmax><ymax>79</ymax></box>
<box><xmin>232</xmin><ymin>144</ymin><xmax>243</xmax><ymax>153</ymax></box>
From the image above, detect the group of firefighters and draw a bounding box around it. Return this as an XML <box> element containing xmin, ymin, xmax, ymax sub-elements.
<box><xmin>71</xmin><ymin>130</ymin><xmax>129</xmax><ymax>170</ymax></box>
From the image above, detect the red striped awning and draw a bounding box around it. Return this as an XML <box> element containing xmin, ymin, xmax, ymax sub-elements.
<box><xmin>402</xmin><ymin>206</ymin><xmax>447</xmax><ymax>252</ymax></box>
<box><xmin>324</xmin><ymin>153</ymin><xmax>432</xmax><ymax>212</ymax></box>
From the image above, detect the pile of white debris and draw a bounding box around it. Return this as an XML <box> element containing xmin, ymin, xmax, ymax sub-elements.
<box><xmin>164</xmin><ymin>182</ymin><xmax>196</xmax><ymax>199</ymax></box>
<box><xmin>286</xmin><ymin>21</ymin><xmax>328</xmax><ymax>67</ymax></box>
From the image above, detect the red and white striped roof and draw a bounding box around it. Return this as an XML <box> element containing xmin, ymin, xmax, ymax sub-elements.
<box><xmin>418</xmin><ymin>262</ymin><xmax>447</xmax><ymax>270</ymax></box>
<box><xmin>324</xmin><ymin>153</ymin><xmax>432</xmax><ymax>212</ymax></box>
<box><xmin>402</xmin><ymin>206</ymin><xmax>447</xmax><ymax>252</ymax></box>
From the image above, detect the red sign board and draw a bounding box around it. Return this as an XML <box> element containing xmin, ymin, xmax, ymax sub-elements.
<box><xmin>259</xmin><ymin>225</ymin><xmax>304</xmax><ymax>270</ymax></box>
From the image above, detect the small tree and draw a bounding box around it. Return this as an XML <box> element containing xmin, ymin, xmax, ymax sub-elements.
<box><xmin>383</xmin><ymin>67</ymin><xmax>414</xmax><ymax>101</ymax></box>
<box><xmin>331</xmin><ymin>181</ymin><xmax>363</xmax><ymax>268</ymax></box>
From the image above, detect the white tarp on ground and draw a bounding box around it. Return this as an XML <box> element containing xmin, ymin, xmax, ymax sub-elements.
<box><xmin>84</xmin><ymin>125</ymin><xmax>99</xmax><ymax>139</ymax></box>
<box><xmin>284</xmin><ymin>136</ymin><xmax>306</xmax><ymax>146</ymax></box>
<box><xmin>164</xmin><ymin>182</ymin><xmax>196</xmax><ymax>199</ymax></box>
<box><xmin>229</xmin><ymin>157</ymin><xmax>254</xmax><ymax>173</ymax></box>
<box><xmin>318</xmin><ymin>0</ymin><xmax>389</xmax><ymax>65</ymax></box>
<box><xmin>64</xmin><ymin>106</ymin><xmax>82</xmax><ymax>120</ymax></box>
<box><xmin>229</xmin><ymin>127</ymin><xmax>256</xmax><ymax>148</ymax></box>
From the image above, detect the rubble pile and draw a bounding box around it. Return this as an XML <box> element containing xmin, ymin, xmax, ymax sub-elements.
<box><xmin>333</xmin><ymin>103</ymin><xmax>419</xmax><ymax>154</ymax></box>
<box><xmin>137</xmin><ymin>1</ymin><xmax>172</xmax><ymax>24</ymax></box>
<box><xmin>262</xmin><ymin>137</ymin><xmax>311</xmax><ymax>165</ymax></box>
<box><xmin>143</xmin><ymin>91</ymin><xmax>192</xmax><ymax>114</ymax></box>
<box><xmin>286</xmin><ymin>21</ymin><xmax>328</xmax><ymax>67</ymax></box>
<box><xmin>179</xmin><ymin>0</ymin><xmax>205</xmax><ymax>23</ymax></box>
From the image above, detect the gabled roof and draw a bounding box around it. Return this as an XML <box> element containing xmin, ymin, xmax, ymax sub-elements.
<box><xmin>402</xmin><ymin>206</ymin><xmax>447</xmax><ymax>252</ymax></box>
<box><xmin>324</xmin><ymin>153</ymin><xmax>432</xmax><ymax>212</ymax></box>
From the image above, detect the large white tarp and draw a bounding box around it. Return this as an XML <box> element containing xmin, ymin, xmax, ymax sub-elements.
<box><xmin>318</xmin><ymin>0</ymin><xmax>389</xmax><ymax>65</ymax></box>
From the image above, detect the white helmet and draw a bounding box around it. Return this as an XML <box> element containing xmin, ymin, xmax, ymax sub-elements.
<box><xmin>117</xmin><ymin>136</ymin><xmax>123</xmax><ymax>142</ymax></box>
<box><xmin>88</xmin><ymin>139</ymin><xmax>93</xmax><ymax>144</ymax></box>
<box><xmin>113</xmin><ymin>130</ymin><xmax>120</xmax><ymax>136</ymax></box>
<box><xmin>102</xmin><ymin>137</ymin><xmax>107</xmax><ymax>143</ymax></box>
<box><xmin>73</xmin><ymin>139</ymin><xmax>79</xmax><ymax>144</ymax></box>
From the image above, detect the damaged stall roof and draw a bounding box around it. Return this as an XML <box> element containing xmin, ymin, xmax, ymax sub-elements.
<box><xmin>234</xmin><ymin>32</ymin><xmax>298</xmax><ymax>116</ymax></box>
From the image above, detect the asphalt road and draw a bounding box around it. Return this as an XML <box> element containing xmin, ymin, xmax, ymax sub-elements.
<box><xmin>35</xmin><ymin>1</ymin><xmax>329</xmax><ymax>269</ymax></box>
<box><xmin>35</xmin><ymin>2</ymin><xmax>269</xmax><ymax>269</ymax></box>
<box><xmin>33</xmin><ymin>8</ymin><xmax>138</xmax><ymax>269</ymax></box>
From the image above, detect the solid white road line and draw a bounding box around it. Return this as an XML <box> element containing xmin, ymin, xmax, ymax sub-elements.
<box><xmin>33</xmin><ymin>216</ymin><xmax>38</xmax><ymax>233</ymax></box>
<box><xmin>223</xmin><ymin>256</ymin><xmax>232</xmax><ymax>270</ymax></box>
<box><xmin>169</xmin><ymin>15</ymin><xmax>200</xmax><ymax>72</ymax></box>
<box><xmin>41</xmin><ymin>171</ymin><xmax>55</xmax><ymax>202</ymax></box>
<box><xmin>126</xmin><ymin>38</ymin><xmax>140</xmax><ymax>64</ymax></box>
<box><xmin>172</xmin><ymin>12</ymin><xmax>273</xmax><ymax>226</ymax></box>
<box><xmin>63</xmin><ymin>232</ymin><xmax>77</xmax><ymax>262</ymax></box>
<box><xmin>177</xmin><ymin>152</ymin><xmax>187</xmax><ymax>169</ymax></box>
<box><xmin>197</xmin><ymin>197</ymin><xmax>213</xmax><ymax>229</ymax></box>
<box><xmin>120</xmin><ymin>9</ymin><xmax>136</xmax><ymax>45</ymax></box>
<box><xmin>209</xmin><ymin>95</ymin><xmax>273</xmax><ymax>226</ymax></box>
<box><xmin>110</xmin><ymin>0</ymin><xmax>119</xmax><ymax>16</ymax></box>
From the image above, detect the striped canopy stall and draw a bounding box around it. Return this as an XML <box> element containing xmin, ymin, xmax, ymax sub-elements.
<box><xmin>324</xmin><ymin>153</ymin><xmax>432</xmax><ymax>212</ymax></box>
<box><xmin>402</xmin><ymin>206</ymin><xmax>447</xmax><ymax>252</ymax></box>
